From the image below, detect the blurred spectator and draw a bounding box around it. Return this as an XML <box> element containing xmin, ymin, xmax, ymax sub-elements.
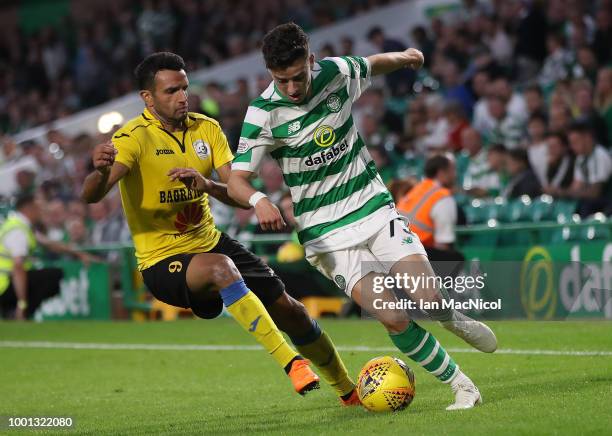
<box><xmin>416</xmin><ymin>94</ymin><xmax>449</xmax><ymax>153</ymax></box>
<box><xmin>524</xmin><ymin>85</ymin><xmax>546</xmax><ymax>117</ymax></box>
<box><xmin>564</xmin><ymin>120</ymin><xmax>612</xmax><ymax>216</ymax></box>
<box><xmin>539</xmin><ymin>32</ymin><xmax>574</xmax><ymax>88</ymax></box>
<box><xmin>503</xmin><ymin>149</ymin><xmax>542</xmax><ymax>199</ymax></box>
<box><xmin>594</xmin><ymin>67</ymin><xmax>612</xmax><ymax>145</ymax></box>
<box><xmin>541</xmin><ymin>132</ymin><xmax>575</xmax><ymax>193</ymax></box>
<box><xmin>66</xmin><ymin>217</ymin><xmax>89</xmax><ymax>246</ymax></box>
<box><xmin>444</xmin><ymin>100</ymin><xmax>470</xmax><ymax>152</ymax></box>
<box><xmin>571</xmin><ymin>80</ymin><xmax>608</xmax><ymax>145</ymax></box>
<box><xmin>483</xmin><ymin>95</ymin><xmax>525</xmax><ymax>149</ymax></box>
<box><xmin>525</xmin><ymin>112</ymin><xmax>549</xmax><ymax>186</ymax></box>
<box><xmin>486</xmin><ymin>144</ymin><xmax>509</xmax><ymax>196</ymax></box>
<box><xmin>462</xmin><ymin>128</ymin><xmax>502</xmax><ymax>198</ymax></box>
<box><xmin>43</xmin><ymin>199</ymin><xmax>67</xmax><ymax>242</ymax></box>
<box><xmin>367</xmin><ymin>26</ymin><xmax>415</xmax><ymax>97</ymax></box>
<box><xmin>397</xmin><ymin>154</ymin><xmax>457</xmax><ymax>250</ymax></box>
<box><xmin>441</xmin><ymin>59</ymin><xmax>474</xmax><ymax>118</ymax></box>
<box><xmin>411</xmin><ymin>26</ymin><xmax>435</xmax><ymax>68</ymax></box>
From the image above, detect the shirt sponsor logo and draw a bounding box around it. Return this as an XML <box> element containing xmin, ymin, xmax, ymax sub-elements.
<box><xmin>193</xmin><ymin>139</ymin><xmax>210</xmax><ymax>159</ymax></box>
<box><xmin>304</xmin><ymin>140</ymin><xmax>349</xmax><ymax>167</ymax></box>
<box><xmin>313</xmin><ymin>125</ymin><xmax>336</xmax><ymax>147</ymax></box>
<box><xmin>156</xmin><ymin>148</ymin><xmax>175</xmax><ymax>156</ymax></box>
<box><xmin>159</xmin><ymin>188</ymin><xmax>204</xmax><ymax>204</ymax></box>
<box><xmin>326</xmin><ymin>93</ymin><xmax>342</xmax><ymax>113</ymax></box>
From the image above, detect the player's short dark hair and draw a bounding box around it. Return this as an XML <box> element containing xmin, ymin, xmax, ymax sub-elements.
<box><xmin>14</xmin><ymin>192</ymin><xmax>36</xmax><ymax>210</ymax></box>
<box><xmin>262</xmin><ymin>23</ymin><xmax>309</xmax><ymax>70</ymax></box>
<box><xmin>134</xmin><ymin>52</ymin><xmax>186</xmax><ymax>90</ymax></box>
<box><xmin>424</xmin><ymin>154</ymin><xmax>452</xmax><ymax>178</ymax></box>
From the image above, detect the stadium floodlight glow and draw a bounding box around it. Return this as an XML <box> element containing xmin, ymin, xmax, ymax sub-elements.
<box><xmin>97</xmin><ymin>111</ymin><xmax>124</xmax><ymax>134</ymax></box>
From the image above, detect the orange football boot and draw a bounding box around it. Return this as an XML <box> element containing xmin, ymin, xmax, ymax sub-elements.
<box><xmin>340</xmin><ymin>388</ymin><xmax>361</xmax><ymax>406</ymax></box>
<box><xmin>288</xmin><ymin>359</ymin><xmax>320</xmax><ymax>395</ymax></box>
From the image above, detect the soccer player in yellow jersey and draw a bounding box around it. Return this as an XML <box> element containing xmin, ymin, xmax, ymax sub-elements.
<box><xmin>81</xmin><ymin>52</ymin><xmax>359</xmax><ymax>404</ymax></box>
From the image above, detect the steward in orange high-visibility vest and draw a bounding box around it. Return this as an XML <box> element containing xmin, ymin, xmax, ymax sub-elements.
<box><xmin>396</xmin><ymin>178</ymin><xmax>451</xmax><ymax>247</ymax></box>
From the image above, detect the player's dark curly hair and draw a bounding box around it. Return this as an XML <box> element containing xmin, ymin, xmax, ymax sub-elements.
<box><xmin>134</xmin><ymin>52</ymin><xmax>186</xmax><ymax>90</ymax></box>
<box><xmin>262</xmin><ymin>23</ymin><xmax>309</xmax><ymax>70</ymax></box>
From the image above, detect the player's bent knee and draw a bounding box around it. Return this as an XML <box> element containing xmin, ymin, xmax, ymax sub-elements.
<box><xmin>187</xmin><ymin>253</ymin><xmax>242</xmax><ymax>293</ymax></box>
<box><xmin>208</xmin><ymin>255</ymin><xmax>242</xmax><ymax>290</ymax></box>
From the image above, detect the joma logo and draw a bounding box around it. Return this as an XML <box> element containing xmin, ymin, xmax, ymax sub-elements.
<box><xmin>156</xmin><ymin>149</ymin><xmax>175</xmax><ymax>156</ymax></box>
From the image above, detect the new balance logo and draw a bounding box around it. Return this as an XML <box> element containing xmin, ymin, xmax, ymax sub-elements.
<box><xmin>288</xmin><ymin>120</ymin><xmax>301</xmax><ymax>135</ymax></box>
<box><xmin>249</xmin><ymin>315</ymin><xmax>262</xmax><ymax>332</ymax></box>
<box><xmin>156</xmin><ymin>149</ymin><xmax>175</xmax><ymax>156</ymax></box>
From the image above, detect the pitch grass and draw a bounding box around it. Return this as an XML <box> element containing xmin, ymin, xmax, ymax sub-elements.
<box><xmin>1</xmin><ymin>320</ymin><xmax>612</xmax><ymax>435</ymax></box>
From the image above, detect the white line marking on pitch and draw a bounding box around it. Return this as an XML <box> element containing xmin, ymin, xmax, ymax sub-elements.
<box><xmin>0</xmin><ymin>341</ymin><xmax>611</xmax><ymax>356</ymax></box>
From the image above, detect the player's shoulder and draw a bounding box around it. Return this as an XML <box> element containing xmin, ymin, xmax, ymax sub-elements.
<box><xmin>187</xmin><ymin>111</ymin><xmax>219</xmax><ymax>126</ymax></box>
<box><xmin>247</xmin><ymin>83</ymin><xmax>283</xmax><ymax>114</ymax></box>
<box><xmin>318</xmin><ymin>56</ymin><xmax>368</xmax><ymax>77</ymax></box>
<box><xmin>112</xmin><ymin>113</ymin><xmax>153</xmax><ymax>140</ymax></box>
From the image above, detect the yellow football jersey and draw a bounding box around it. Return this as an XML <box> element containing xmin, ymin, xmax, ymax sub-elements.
<box><xmin>113</xmin><ymin>108</ymin><xmax>234</xmax><ymax>270</ymax></box>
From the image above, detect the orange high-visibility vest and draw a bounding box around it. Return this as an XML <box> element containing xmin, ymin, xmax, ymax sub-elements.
<box><xmin>396</xmin><ymin>178</ymin><xmax>450</xmax><ymax>247</ymax></box>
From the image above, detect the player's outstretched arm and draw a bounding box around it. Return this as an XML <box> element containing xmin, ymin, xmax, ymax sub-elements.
<box><xmin>81</xmin><ymin>141</ymin><xmax>128</xmax><ymax>203</ymax></box>
<box><xmin>367</xmin><ymin>48</ymin><xmax>424</xmax><ymax>76</ymax></box>
<box><xmin>228</xmin><ymin>170</ymin><xmax>286</xmax><ymax>231</ymax></box>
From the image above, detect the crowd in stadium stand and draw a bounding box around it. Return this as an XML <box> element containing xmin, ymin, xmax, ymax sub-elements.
<box><xmin>0</xmin><ymin>0</ymin><xmax>398</xmax><ymax>134</ymax></box>
<box><xmin>1</xmin><ymin>0</ymin><xmax>612</xmax><ymax>255</ymax></box>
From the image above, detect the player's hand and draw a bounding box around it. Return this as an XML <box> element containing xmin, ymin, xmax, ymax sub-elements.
<box><xmin>92</xmin><ymin>141</ymin><xmax>117</xmax><ymax>175</ymax></box>
<box><xmin>167</xmin><ymin>167</ymin><xmax>211</xmax><ymax>192</ymax></box>
<box><xmin>404</xmin><ymin>48</ymin><xmax>424</xmax><ymax>70</ymax></box>
<box><xmin>254</xmin><ymin>197</ymin><xmax>286</xmax><ymax>231</ymax></box>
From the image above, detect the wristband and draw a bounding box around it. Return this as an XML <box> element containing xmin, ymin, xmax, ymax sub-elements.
<box><xmin>17</xmin><ymin>299</ymin><xmax>28</xmax><ymax>310</ymax></box>
<box><xmin>248</xmin><ymin>191</ymin><xmax>267</xmax><ymax>207</ymax></box>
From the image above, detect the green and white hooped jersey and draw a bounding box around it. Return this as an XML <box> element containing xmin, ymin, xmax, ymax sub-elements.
<box><xmin>233</xmin><ymin>56</ymin><xmax>396</xmax><ymax>252</ymax></box>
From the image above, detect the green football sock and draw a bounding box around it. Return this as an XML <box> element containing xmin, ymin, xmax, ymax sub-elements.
<box><xmin>389</xmin><ymin>321</ymin><xmax>458</xmax><ymax>383</ymax></box>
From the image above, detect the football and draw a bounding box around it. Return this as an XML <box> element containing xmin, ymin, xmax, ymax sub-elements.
<box><xmin>357</xmin><ymin>356</ymin><xmax>416</xmax><ymax>412</ymax></box>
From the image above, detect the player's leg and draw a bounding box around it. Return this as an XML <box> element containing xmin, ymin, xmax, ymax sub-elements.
<box><xmin>366</xmin><ymin>218</ymin><xmax>491</xmax><ymax>409</ymax></box>
<box><xmin>351</xmin><ymin>273</ymin><xmax>481</xmax><ymax>410</ymax></box>
<box><xmin>210</xmin><ymin>234</ymin><xmax>355</xmax><ymax>402</ymax></box>
<box><xmin>374</xmin><ymin>218</ymin><xmax>497</xmax><ymax>353</ymax></box>
<box><xmin>141</xmin><ymin>252</ymin><xmax>319</xmax><ymax>394</ymax></box>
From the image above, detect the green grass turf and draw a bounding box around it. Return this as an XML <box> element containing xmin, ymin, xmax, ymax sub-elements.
<box><xmin>1</xmin><ymin>319</ymin><xmax>612</xmax><ymax>435</ymax></box>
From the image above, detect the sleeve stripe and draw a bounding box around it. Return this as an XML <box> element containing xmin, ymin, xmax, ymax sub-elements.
<box><xmin>341</xmin><ymin>56</ymin><xmax>356</xmax><ymax>78</ymax></box>
<box><xmin>243</xmin><ymin>106</ymin><xmax>269</xmax><ymax>126</ymax></box>
<box><xmin>240</xmin><ymin>122</ymin><xmax>263</xmax><ymax>139</ymax></box>
<box><xmin>328</xmin><ymin>57</ymin><xmax>351</xmax><ymax>76</ymax></box>
<box><xmin>355</xmin><ymin>56</ymin><xmax>369</xmax><ymax>78</ymax></box>
<box><xmin>233</xmin><ymin>149</ymin><xmax>253</xmax><ymax>163</ymax></box>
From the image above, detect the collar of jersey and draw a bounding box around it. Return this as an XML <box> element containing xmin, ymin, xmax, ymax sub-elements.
<box><xmin>141</xmin><ymin>108</ymin><xmax>196</xmax><ymax>130</ymax></box>
<box><xmin>273</xmin><ymin>81</ymin><xmax>314</xmax><ymax>106</ymax></box>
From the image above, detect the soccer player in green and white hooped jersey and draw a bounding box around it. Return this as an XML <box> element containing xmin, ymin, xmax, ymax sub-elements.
<box><xmin>229</xmin><ymin>23</ymin><xmax>498</xmax><ymax>410</ymax></box>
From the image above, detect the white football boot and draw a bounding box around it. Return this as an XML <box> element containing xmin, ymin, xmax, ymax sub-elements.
<box><xmin>446</xmin><ymin>371</ymin><xmax>482</xmax><ymax>411</ymax></box>
<box><xmin>440</xmin><ymin>311</ymin><xmax>498</xmax><ymax>353</ymax></box>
